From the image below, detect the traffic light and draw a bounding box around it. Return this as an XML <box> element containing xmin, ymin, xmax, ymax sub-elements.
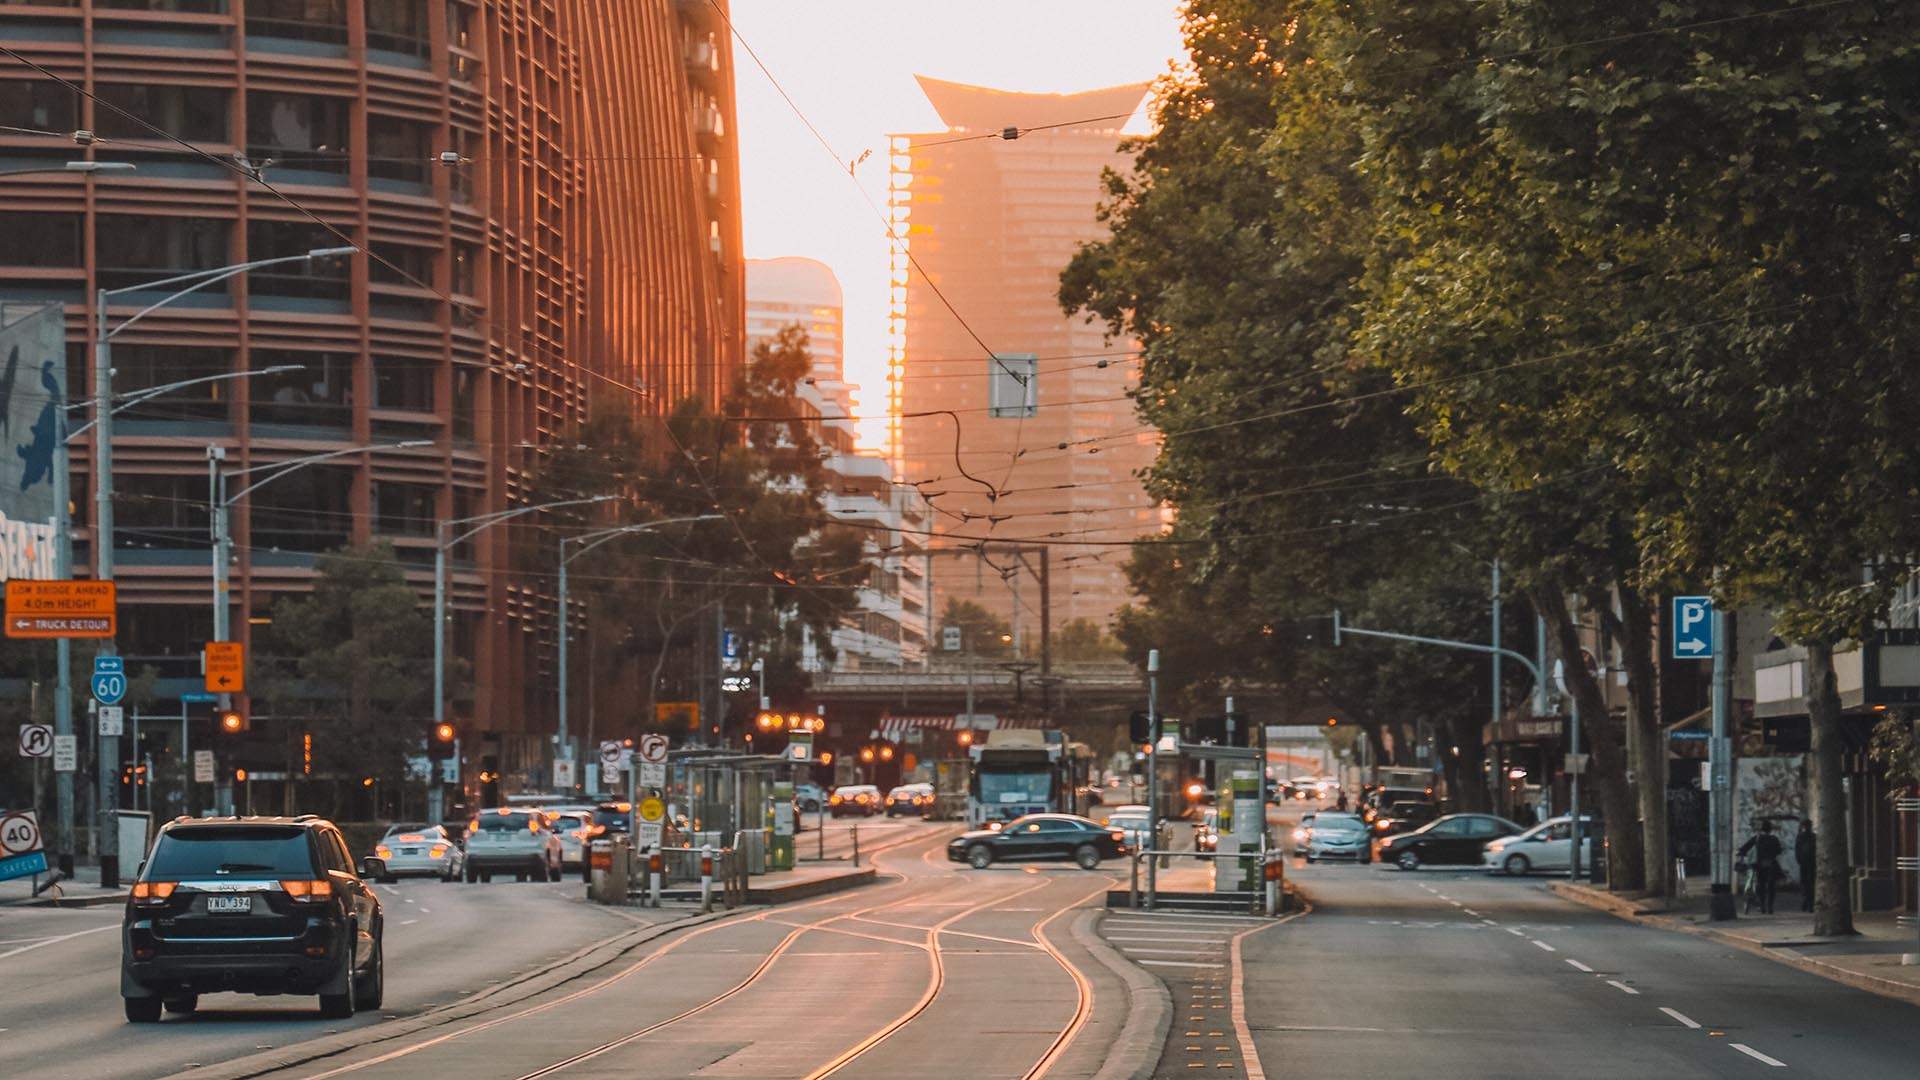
<box><xmin>1129</xmin><ymin>710</ymin><xmax>1152</xmax><ymax>744</ymax></box>
<box><xmin>435</xmin><ymin>722</ymin><xmax>456</xmax><ymax>743</ymax></box>
<box><xmin>218</xmin><ymin>709</ymin><xmax>247</xmax><ymax>733</ymax></box>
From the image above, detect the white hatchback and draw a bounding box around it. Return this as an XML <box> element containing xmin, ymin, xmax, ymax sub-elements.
<box><xmin>1483</xmin><ymin>815</ymin><xmax>1599</xmax><ymax>875</ymax></box>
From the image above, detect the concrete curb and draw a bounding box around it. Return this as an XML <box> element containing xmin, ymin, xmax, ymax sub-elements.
<box><xmin>169</xmin><ymin>907</ymin><xmax>745</xmax><ymax>1080</ymax></box>
<box><xmin>1077</xmin><ymin>909</ymin><xmax>1172</xmax><ymax>1080</ymax></box>
<box><xmin>4</xmin><ymin>888</ymin><xmax>128</xmax><ymax>908</ymax></box>
<box><xmin>1549</xmin><ymin>881</ymin><xmax>1920</xmax><ymax>1010</ymax></box>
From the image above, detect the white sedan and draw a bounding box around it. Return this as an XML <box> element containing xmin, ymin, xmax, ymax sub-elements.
<box><xmin>1483</xmin><ymin>815</ymin><xmax>1599</xmax><ymax>875</ymax></box>
<box><xmin>372</xmin><ymin>824</ymin><xmax>465</xmax><ymax>882</ymax></box>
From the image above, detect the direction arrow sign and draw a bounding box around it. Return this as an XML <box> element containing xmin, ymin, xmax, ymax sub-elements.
<box><xmin>204</xmin><ymin>641</ymin><xmax>245</xmax><ymax>693</ymax></box>
<box><xmin>91</xmin><ymin>662</ymin><xmax>126</xmax><ymax>706</ymax></box>
<box><xmin>93</xmin><ymin>656</ymin><xmax>124</xmax><ymax>675</ymax></box>
<box><xmin>1671</xmin><ymin>595</ymin><xmax>1715</xmax><ymax>660</ymax></box>
<box><xmin>17</xmin><ymin>723</ymin><xmax>51</xmax><ymax>758</ymax></box>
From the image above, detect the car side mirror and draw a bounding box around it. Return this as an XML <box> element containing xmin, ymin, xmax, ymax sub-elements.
<box><xmin>359</xmin><ymin>856</ymin><xmax>387</xmax><ymax>878</ymax></box>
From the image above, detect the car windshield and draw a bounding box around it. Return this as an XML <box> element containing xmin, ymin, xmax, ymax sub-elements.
<box><xmin>593</xmin><ymin>808</ymin><xmax>631</xmax><ymax>831</ymax></box>
<box><xmin>979</xmin><ymin>770</ymin><xmax>1051</xmax><ymax>805</ymax></box>
<box><xmin>383</xmin><ymin>822</ymin><xmax>429</xmax><ymax>837</ymax></box>
<box><xmin>145</xmin><ymin>827</ymin><xmax>313</xmax><ymax>878</ymax></box>
<box><xmin>476</xmin><ymin>812</ymin><xmax>534</xmax><ymax>831</ymax></box>
<box><xmin>1315</xmin><ymin>817</ymin><xmax>1366</xmax><ymax>834</ymax></box>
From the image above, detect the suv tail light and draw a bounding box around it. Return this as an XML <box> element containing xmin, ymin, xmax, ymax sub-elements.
<box><xmin>130</xmin><ymin>881</ymin><xmax>177</xmax><ymax>907</ymax></box>
<box><xmin>281</xmin><ymin>879</ymin><xmax>334</xmax><ymax>902</ymax></box>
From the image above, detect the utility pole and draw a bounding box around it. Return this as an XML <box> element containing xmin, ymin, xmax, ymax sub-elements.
<box><xmin>92</xmin><ymin>291</ymin><xmax>121</xmax><ymax>890</ymax></box>
<box><xmin>1491</xmin><ymin>559</ymin><xmax>1502</xmax><ymax>809</ymax></box>
<box><xmin>1709</xmin><ymin>603</ymin><xmax>1736</xmax><ymax>920</ymax></box>
<box><xmin>1145</xmin><ymin>648</ymin><xmax>1160</xmax><ymax>908</ymax></box>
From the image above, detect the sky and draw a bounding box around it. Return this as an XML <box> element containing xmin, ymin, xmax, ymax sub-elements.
<box><xmin>728</xmin><ymin>1</ymin><xmax>1186</xmax><ymax>449</ymax></box>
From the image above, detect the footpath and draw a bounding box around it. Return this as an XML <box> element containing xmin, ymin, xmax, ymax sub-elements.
<box><xmin>0</xmin><ymin>863</ymin><xmax>128</xmax><ymax>908</ymax></box>
<box><xmin>1553</xmin><ymin>880</ymin><xmax>1920</xmax><ymax>1008</ymax></box>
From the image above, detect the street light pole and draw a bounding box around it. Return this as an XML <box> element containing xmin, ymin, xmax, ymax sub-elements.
<box><xmin>83</xmin><ymin>247</ymin><xmax>354</xmax><ymax>888</ymax></box>
<box><xmin>1146</xmin><ymin>647</ymin><xmax>1160</xmax><ymax>909</ymax></box>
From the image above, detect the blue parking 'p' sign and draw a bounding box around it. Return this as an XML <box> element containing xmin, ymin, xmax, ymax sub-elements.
<box><xmin>1671</xmin><ymin>596</ymin><xmax>1714</xmax><ymax>660</ymax></box>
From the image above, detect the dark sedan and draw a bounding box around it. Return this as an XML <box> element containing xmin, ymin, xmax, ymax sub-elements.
<box><xmin>947</xmin><ymin>813</ymin><xmax>1127</xmax><ymax>870</ymax></box>
<box><xmin>1377</xmin><ymin>813</ymin><xmax>1525</xmax><ymax>870</ymax></box>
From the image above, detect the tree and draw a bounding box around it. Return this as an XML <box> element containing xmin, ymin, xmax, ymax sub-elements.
<box><xmin>1050</xmin><ymin>618</ymin><xmax>1122</xmax><ymax>663</ymax></box>
<box><xmin>263</xmin><ymin>542</ymin><xmax>434</xmax><ymax>812</ymax></box>
<box><xmin>939</xmin><ymin>599</ymin><xmax>1012</xmax><ymax>659</ymax></box>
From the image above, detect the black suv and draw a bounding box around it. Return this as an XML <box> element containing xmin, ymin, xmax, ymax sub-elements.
<box><xmin>121</xmin><ymin>815</ymin><xmax>386</xmax><ymax>1023</ymax></box>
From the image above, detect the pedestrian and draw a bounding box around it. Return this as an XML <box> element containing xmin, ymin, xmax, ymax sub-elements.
<box><xmin>1795</xmin><ymin>818</ymin><xmax>1816</xmax><ymax>913</ymax></box>
<box><xmin>1335</xmin><ymin>790</ymin><xmax>1349</xmax><ymax>813</ymax></box>
<box><xmin>1738</xmin><ymin>820</ymin><xmax>1784</xmax><ymax>914</ymax></box>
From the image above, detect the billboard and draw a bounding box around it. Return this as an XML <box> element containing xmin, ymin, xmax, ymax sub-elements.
<box><xmin>0</xmin><ymin>303</ymin><xmax>65</xmax><ymax>583</ymax></box>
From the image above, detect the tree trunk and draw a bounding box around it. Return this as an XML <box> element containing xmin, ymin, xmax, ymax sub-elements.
<box><xmin>1446</xmin><ymin>711</ymin><xmax>1490</xmax><ymax>811</ymax></box>
<box><xmin>1804</xmin><ymin>641</ymin><xmax>1855</xmax><ymax>936</ymax></box>
<box><xmin>1535</xmin><ymin>586</ymin><xmax>1644</xmax><ymax>890</ymax></box>
<box><xmin>1615</xmin><ymin>584</ymin><xmax>1670</xmax><ymax>897</ymax></box>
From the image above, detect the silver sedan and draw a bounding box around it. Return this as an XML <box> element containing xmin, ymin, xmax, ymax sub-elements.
<box><xmin>372</xmin><ymin>824</ymin><xmax>466</xmax><ymax>882</ymax></box>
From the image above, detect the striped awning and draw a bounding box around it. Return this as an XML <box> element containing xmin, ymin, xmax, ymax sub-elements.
<box><xmin>872</xmin><ymin>714</ymin><xmax>1046</xmax><ymax>740</ymax></box>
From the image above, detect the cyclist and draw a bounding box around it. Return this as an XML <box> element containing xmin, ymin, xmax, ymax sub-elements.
<box><xmin>1737</xmin><ymin>819</ymin><xmax>1784</xmax><ymax>914</ymax></box>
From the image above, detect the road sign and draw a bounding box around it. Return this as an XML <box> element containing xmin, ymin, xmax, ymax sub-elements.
<box><xmin>1671</xmin><ymin>595</ymin><xmax>1715</xmax><ymax>660</ymax></box>
<box><xmin>789</xmin><ymin>729</ymin><xmax>814</xmax><ymax>763</ymax></box>
<box><xmin>98</xmin><ymin>705</ymin><xmax>124</xmax><ymax>737</ymax></box>
<box><xmin>638</xmin><ymin>733</ymin><xmax>668</xmax><ymax>765</ymax></box>
<box><xmin>638</xmin><ymin>761</ymin><xmax>665</xmax><ymax>788</ymax></box>
<box><xmin>637</xmin><ymin>796</ymin><xmax>665</xmax><ymax>823</ymax></box>
<box><xmin>600</xmin><ymin>762</ymin><xmax>621</xmax><ymax>786</ymax></box>
<box><xmin>17</xmin><ymin>723</ymin><xmax>51</xmax><ymax>758</ymax></box>
<box><xmin>204</xmin><ymin>641</ymin><xmax>245</xmax><ymax>693</ymax></box>
<box><xmin>635</xmin><ymin>821</ymin><xmax>663</xmax><ymax>852</ymax></box>
<box><xmin>193</xmin><ymin>750</ymin><xmax>215</xmax><ymax>784</ymax></box>
<box><xmin>720</xmin><ymin>675</ymin><xmax>754</xmax><ymax>693</ymax></box>
<box><xmin>52</xmin><ymin>734</ymin><xmax>76</xmax><ymax>772</ymax></box>
<box><xmin>599</xmin><ymin>740</ymin><xmax>624</xmax><ymax>767</ymax></box>
<box><xmin>179</xmin><ymin>691</ymin><xmax>218</xmax><ymax>704</ymax></box>
<box><xmin>722</xmin><ymin>629</ymin><xmax>740</xmax><ymax>659</ymax></box>
<box><xmin>1564</xmin><ymin>753</ymin><xmax>1591</xmax><ymax>775</ymax></box>
<box><xmin>553</xmin><ymin>759</ymin><xmax>576</xmax><ymax>788</ymax></box>
<box><xmin>942</xmin><ymin>626</ymin><xmax>962</xmax><ymax>652</ymax></box>
<box><xmin>4</xmin><ymin>580</ymin><xmax>116</xmax><ymax>639</ymax></box>
<box><xmin>91</xmin><ymin>655</ymin><xmax>127</xmax><ymax>705</ymax></box>
<box><xmin>0</xmin><ymin>810</ymin><xmax>48</xmax><ymax>882</ymax></box>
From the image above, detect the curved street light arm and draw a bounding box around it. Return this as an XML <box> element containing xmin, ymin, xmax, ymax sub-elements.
<box><xmin>224</xmin><ymin>441</ymin><xmax>431</xmax><ymax>505</ymax></box>
<box><xmin>104</xmin><ymin>249</ymin><xmax>358</xmax><ymax>339</ymax></box>
<box><xmin>63</xmin><ymin>366</ymin><xmax>306</xmax><ymax>442</ymax></box>
<box><xmin>560</xmin><ymin>514</ymin><xmax>724</xmax><ymax>565</ymax></box>
<box><xmin>443</xmin><ymin>494</ymin><xmax>618</xmax><ymax>548</ymax></box>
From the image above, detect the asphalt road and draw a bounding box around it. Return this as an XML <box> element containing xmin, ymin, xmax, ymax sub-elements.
<box><xmin>1248</xmin><ymin>829</ymin><xmax>1920</xmax><ymax>1078</ymax></box>
<box><xmin>0</xmin><ymin>874</ymin><xmax>654</xmax><ymax>1080</ymax></box>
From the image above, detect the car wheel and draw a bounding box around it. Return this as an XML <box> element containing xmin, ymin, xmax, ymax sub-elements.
<box><xmin>162</xmin><ymin>994</ymin><xmax>198</xmax><ymax>1016</ymax></box>
<box><xmin>464</xmin><ymin>864</ymin><xmax>477</xmax><ymax>883</ymax></box>
<box><xmin>1396</xmin><ymin>849</ymin><xmax>1421</xmax><ymax>872</ymax></box>
<box><xmin>1305</xmin><ymin>854</ymin><xmax>1317</xmax><ymax>863</ymax></box>
<box><xmin>318</xmin><ymin>945</ymin><xmax>357</xmax><ymax>1019</ymax></box>
<box><xmin>480</xmin><ymin>871</ymin><xmax>492</xmax><ymax>883</ymax></box>
<box><xmin>1504</xmin><ymin>853</ymin><xmax>1531</xmax><ymax>877</ymax></box>
<box><xmin>355</xmin><ymin>937</ymin><xmax>384</xmax><ymax>1011</ymax></box>
<box><xmin>514</xmin><ymin>870</ymin><xmax>528</xmax><ymax>883</ymax></box>
<box><xmin>1073</xmin><ymin>844</ymin><xmax>1101</xmax><ymax>870</ymax></box>
<box><xmin>124</xmin><ymin>996</ymin><xmax>163</xmax><ymax>1024</ymax></box>
<box><xmin>967</xmin><ymin>845</ymin><xmax>993</xmax><ymax>869</ymax></box>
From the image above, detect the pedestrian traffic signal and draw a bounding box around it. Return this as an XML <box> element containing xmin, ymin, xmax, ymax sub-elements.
<box><xmin>218</xmin><ymin>709</ymin><xmax>246</xmax><ymax>733</ymax></box>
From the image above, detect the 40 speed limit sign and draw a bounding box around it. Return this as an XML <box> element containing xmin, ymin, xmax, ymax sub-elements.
<box><xmin>0</xmin><ymin>810</ymin><xmax>49</xmax><ymax>882</ymax></box>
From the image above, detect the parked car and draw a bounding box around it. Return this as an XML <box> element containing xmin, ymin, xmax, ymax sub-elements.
<box><xmin>948</xmin><ymin>813</ymin><xmax>1127</xmax><ymax>870</ymax></box>
<box><xmin>1304</xmin><ymin>812</ymin><xmax>1370</xmax><ymax>862</ymax></box>
<box><xmin>1371</xmin><ymin>800</ymin><xmax>1441</xmax><ymax>838</ymax></box>
<box><xmin>371</xmin><ymin>824</ymin><xmax>465</xmax><ymax>882</ymax></box>
<box><xmin>464</xmin><ymin>808</ymin><xmax>565</xmax><ymax>882</ymax></box>
<box><xmin>885</xmin><ymin>783</ymin><xmax>934</xmax><ymax>817</ymax></box>
<box><xmin>1102</xmin><ymin>805</ymin><xmax>1154</xmax><ymax>853</ymax></box>
<box><xmin>1194</xmin><ymin>808</ymin><xmax>1220</xmax><ymax>854</ymax></box>
<box><xmin>1483</xmin><ymin>815</ymin><xmax>1602</xmax><ymax>876</ymax></box>
<box><xmin>122</xmin><ymin>815</ymin><xmax>384</xmax><ymax>1022</ymax></box>
<box><xmin>1377</xmin><ymin>813</ymin><xmax>1525</xmax><ymax>870</ymax></box>
<box><xmin>829</xmin><ymin>784</ymin><xmax>882</xmax><ymax>817</ymax></box>
<box><xmin>794</xmin><ymin>783</ymin><xmax>829</xmax><ymax>813</ymax></box>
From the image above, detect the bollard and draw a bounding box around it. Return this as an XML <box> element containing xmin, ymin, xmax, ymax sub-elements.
<box><xmin>1129</xmin><ymin>852</ymin><xmax>1141</xmax><ymax>909</ymax></box>
<box><xmin>647</xmin><ymin>850</ymin><xmax>663</xmax><ymax>909</ymax></box>
<box><xmin>700</xmin><ymin>844</ymin><xmax>715</xmax><ymax>914</ymax></box>
<box><xmin>1264</xmin><ymin>851</ymin><xmax>1284</xmax><ymax>915</ymax></box>
<box><xmin>587</xmin><ymin>838</ymin><xmax>612</xmax><ymax>902</ymax></box>
<box><xmin>851</xmin><ymin>825</ymin><xmax>860</xmax><ymax>868</ymax></box>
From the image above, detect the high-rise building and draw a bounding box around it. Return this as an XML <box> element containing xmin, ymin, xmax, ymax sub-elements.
<box><xmin>0</xmin><ymin>2</ymin><xmax>743</xmax><ymax>771</ymax></box>
<box><xmin>888</xmin><ymin>76</ymin><xmax>1159</xmax><ymax>636</ymax></box>
<box><xmin>747</xmin><ymin>257</ymin><xmax>927</xmax><ymax>670</ymax></box>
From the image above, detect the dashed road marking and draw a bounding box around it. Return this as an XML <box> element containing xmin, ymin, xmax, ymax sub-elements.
<box><xmin>1142</xmin><ymin>959</ymin><xmax>1226</xmax><ymax>969</ymax></box>
<box><xmin>1504</xmin><ymin>927</ymin><xmax>1525</xmax><ymax>937</ymax></box>
<box><xmin>1660</xmin><ymin>1007</ymin><xmax>1700</xmax><ymax>1029</ymax></box>
<box><xmin>1531</xmin><ymin>940</ymin><xmax>1556</xmax><ymax>952</ymax></box>
<box><xmin>1565</xmin><ymin>959</ymin><xmax>1593</xmax><ymax>973</ymax></box>
<box><xmin>1606</xmin><ymin>980</ymin><xmax>1640</xmax><ymax>996</ymax></box>
<box><xmin>1462</xmin><ymin>908</ymin><xmax>1479</xmax><ymax>916</ymax></box>
<box><xmin>1730</xmin><ymin>1043</ymin><xmax>1786</xmax><ymax>1067</ymax></box>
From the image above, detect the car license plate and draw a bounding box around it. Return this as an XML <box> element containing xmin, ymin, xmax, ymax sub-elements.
<box><xmin>401</xmin><ymin>848</ymin><xmax>419</xmax><ymax>855</ymax></box>
<box><xmin>206</xmin><ymin>895</ymin><xmax>252</xmax><ymax>914</ymax></box>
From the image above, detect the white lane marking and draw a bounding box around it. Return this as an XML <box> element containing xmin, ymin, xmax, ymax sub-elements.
<box><xmin>1230</xmin><ymin>912</ymin><xmax>1297</xmax><ymax>1080</ymax></box>
<box><xmin>1105</xmin><ymin>921</ymin><xmax>1244</xmax><ymax>933</ymax></box>
<box><xmin>1606</xmin><ymin>980</ymin><xmax>1640</xmax><ymax>996</ymax></box>
<box><xmin>0</xmin><ymin>924</ymin><xmax>116</xmax><ymax>961</ymax></box>
<box><xmin>1138</xmin><ymin>959</ymin><xmax>1225</xmax><ymax>969</ymax></box>
<box><xmin>1435</xmin><ymin>894</ymin><xmax>1451</xmax><ymax>901</ymax></box>
<box><xmin>1565</xmin><ymin>959</ymin><xmax>1593</xmax><ymax>973</ymax></box>
<box><xmin>419</xmin><ymin>908</ymin><xmax>431</xmax><ymax>913</ymax></box>
<box><xmin>1531</xmin><ymin>940</ymin><xmax>1557</xmax><ymax>952</ymax></box>
<box><xmin>1730</xmin><ymin>1044</ymin><xmax>1786</xmax><ymax>1067</ymax></box>
<box><xmin>1121</xmin><ymin>947</ymin><xmax>1214</xmax><ymax>955</ymax></box>
<box><xmin>1107</xmin><ymin>911</ymin><xmax>1272</xmax><ymax>923</ymax></box>
<box><xmin>400</xmin><ymin>919</ymin><xmax>419</xmax><ymax>926</ymax></box>
<box><xmin>1504</xmin><ymin>927</ymin><xmax>1525</xmax><ymax>937</ymax></box>
<box><xmin>1660</xmin><ymin>1007</ymin><xmax>1700</xmax><ymax>1029</ymax></box>
<box><xmin>1462</xmin><ymin>908</ymin><xmax>1479</xmax><ymax>917</ymax></box>
<box><xmin>1106</xmin><ymin>935</ymin><xmax>1231</xmax><ymax>944</ymax></box>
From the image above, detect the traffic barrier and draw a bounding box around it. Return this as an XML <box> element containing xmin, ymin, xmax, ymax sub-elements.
<box><xmin>700</xmin><ymin>844</ymin><xmax>714</xmax><ymax>913</ymax></box>
<box><xmin>647</xmin><ymin>850</ymin><xmax>664</xmax><ymax>908</ymax></box>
